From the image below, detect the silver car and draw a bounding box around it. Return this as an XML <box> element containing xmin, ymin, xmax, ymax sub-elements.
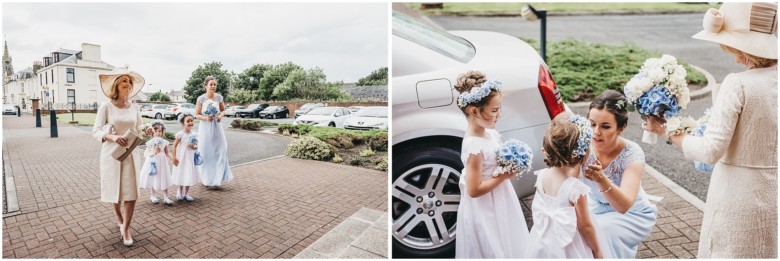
<box><xmin>391</xmin><ymin>11</ymin><xmax>568</xmax><ymax>258</ymax></box>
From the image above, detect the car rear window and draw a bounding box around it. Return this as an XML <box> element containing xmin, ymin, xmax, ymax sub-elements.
<box><xmin>392</xmin><ymin>11</ymin><xmax>476</xmax><ymax>63</ymax></box>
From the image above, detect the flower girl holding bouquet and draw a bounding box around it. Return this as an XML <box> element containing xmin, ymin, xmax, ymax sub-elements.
<box><xmin>172</xmin><ymin>112</ymin><xmax>202</xmax><ymax>202</ymax></box>
<box><xmin>528</xmin><ymin>113</ymin><xmax>604</xmax><ymax>258</ymax></box>
<box><xmin>139</xmin><ymin>120</ymin><xmax>174</xmax><ymax>205</ymax></box>
<box><xmin>454</xmin><ymin>71</ymin><xmax>531</xmax><ymax>258</ymax></box>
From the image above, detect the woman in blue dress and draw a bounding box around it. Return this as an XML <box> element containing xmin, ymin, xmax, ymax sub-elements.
<box><xmin>581</xmin><ymin>90</ymin><xmax>658</xmax><ymax>258</ymax></box>
<box><xmin>195</xmin><ymin>75</ymin><xmax>233</xmax><ymax>188</ymax></box>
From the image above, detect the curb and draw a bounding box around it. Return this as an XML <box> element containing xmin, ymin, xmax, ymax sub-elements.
<box><xmin>3</xmin><ymin>138</ymin><xmax>21</xmax><ymax>218</ymax></box>
<box><xmin>644</xmin><ymin>165</ymin><xmax>705</xmax><ymax>211</ymax></box>
<box><xmin>432</xmin><ymin>10</ymin><xmax>705</xmax><ymax>18</ymax></box>
<box><xmin>568</xmin><ymin>63</ymin><xmax>716</xmax><ymax>109</ymax></box>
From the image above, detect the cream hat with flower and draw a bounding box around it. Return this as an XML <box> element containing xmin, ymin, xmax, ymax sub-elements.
<box><xmin>98</xmin><ymin>67</ymin><xmax>145</xmax><ymax>98</ymax></box>
<box><xmin>692</xmin><ymin>2</ymin><xmax>778</xmax><ymax>59</ymax></box>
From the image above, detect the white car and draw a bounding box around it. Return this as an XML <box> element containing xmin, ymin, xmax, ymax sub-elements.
<box><xmin>164</xmin><ymin>103</ymin><xmax>195</xmax><ymax>120</ymax></box>
<box><xmin>293</xmin><ymin>106</ymin><xmax>352</xmax><ymax>128</ymax></box>
<box><xmin>391</xmin><ymin>11</ymin><xmax>568</xmax><ymax>258</ymax></box>
<box><xmin>343</xmin><ymin>106</ymin><xmax>388</xmax><ymax>130</ymax></box>
<box><xmin>224</xmin><ymin>106</ymin><xmax>245</xmax><ymax>117</ymax></box>
<box><xmin>141</xmin><ymin>104</ymin><xmax>170</xmax><ymax>119</ymax></box>
<box><xmin>3</xmin><ymin>104</ymin><xmax>16</xmax><ymax>115</ymax></box>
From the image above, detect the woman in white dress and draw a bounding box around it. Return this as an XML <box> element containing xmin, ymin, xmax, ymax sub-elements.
<box><xmin>92</xmin><ymin>67</ymin><xmax>152</xmax><ymax>246</ymax></box>
<box><xmin>195</xmin><ymin>76</ymin><xmax>233</xmax><ymax>188</ymax></box>
<box><xmin>453</xmin><ymin>71</ymin><xmax>530</xmax><ymax>258</ymax></box>
<box><xmin>644</xmin><ymin>2</ymin><xmax>777</xmax><ymax>258</ymax></box>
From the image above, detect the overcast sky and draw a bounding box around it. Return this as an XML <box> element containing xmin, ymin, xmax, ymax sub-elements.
<box><xmin>3</xmin><ymin>2</ymin><xmax>388</xmax><ymax>93</ymax></box>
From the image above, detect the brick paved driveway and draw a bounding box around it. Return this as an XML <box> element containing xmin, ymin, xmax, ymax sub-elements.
<box><xmin>2</xmin><ymin>116</ymin><xmax>388</xmax><ymax>258</ymax></box>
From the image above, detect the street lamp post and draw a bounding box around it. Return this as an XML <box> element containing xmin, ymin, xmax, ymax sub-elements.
<box><xmin>521</xmin><ymin>4</ymin><xmax>548</xmax><ymax>62</ymax></box>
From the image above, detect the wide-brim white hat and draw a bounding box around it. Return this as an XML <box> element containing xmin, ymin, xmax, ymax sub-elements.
<box><xmin>98</xmin><ymin>67</ymin><xmax>145</xmax><ymax>99</ymax></box>
<box><xmin>692</xmin><ymin>2</ymin><xmax>778</xmax><ymax>59</ymax></box>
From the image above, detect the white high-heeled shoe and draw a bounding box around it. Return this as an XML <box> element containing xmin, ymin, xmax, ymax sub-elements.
<box><xmin>119</xmin><ymin>224</ymin><xmax>133</xmax><ymax>246</ymax></box>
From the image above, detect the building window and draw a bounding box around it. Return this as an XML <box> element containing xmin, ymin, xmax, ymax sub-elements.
<box><xmin>45</xmin><ymin>71</ymin><xmax>48</xmax><ymax>84</ymax></box>
<box><xmin>21</xmin><ymin>83</ymin><xmax>24</xmax><ymax>92</ymax></box>
<box><xmin>66</xmin><ymin>68</ymin><xmax>75</xmax><ymax>83</ymax></box>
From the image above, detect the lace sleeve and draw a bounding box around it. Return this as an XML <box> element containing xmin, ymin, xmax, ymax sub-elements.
<box><xmin>568</xmin><ymin>179</ymin><xmax>591</xmax><ymax>204</ymax></box>
<box><xmin>623</xmin><ymin>141</ymin><xmax>646</xmax><ymax>166</ymax></box>
<box><xmin>461</xmin><ymin>138</ymin><xmax>487</xmax><ymax>163</ymax></box>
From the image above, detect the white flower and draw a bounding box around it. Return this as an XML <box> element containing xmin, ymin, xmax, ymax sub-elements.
<box><xmin>678</xmin><ymin>87</ymin><xmax>691</xmax><ymax>109</ymax></box>
<box><xmin>665</xmin><ymin>115</ymin><xmax>698</xmax><ymax>136</ymax></box>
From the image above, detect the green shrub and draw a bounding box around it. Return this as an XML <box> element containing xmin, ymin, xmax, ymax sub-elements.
<box><xmin>520</xmin><ymin>38</ymin><xmax>708</xmax><ymax>102</ymax></box>
<box><xmin>278</xmin><ymin>123</ymin><xmax>313</xmax><ymax>135</ymax></box>
<box><xmin>284</xmin><ymin>136</ymin><xmax>333</xmax><ymax>161</ymax></box>
<box><xmin>230</xmin><ymin>119</ymin><xmax>243</xmax><ymax>129</ymax></box>
<box><xmin>278</xmin><ymin>123</ymin><xmax>294</xmax><ymax>134</ymax></box>
<box><xmin>360</xmin><ymin>148</ymin><xmax>375</xmax><ymax>157</ymax></box>
<box><xmin>243</xmin><ymin>120</ymin><xmax>262</xmax><ymax>131</ymax></box>
<box><xmin>256</xmin><ymin>120</ymin><xmax>278</xmax><ymax>127</ymax></box>
<box><xmin>374</xmin><ymin>158</ymin><xmax>388</xmax><ymax>171</ymax></box>
<box><xmin>332</xmin><ymin>154</ymin><xmax>344</xmax><ymax>163</ymax></box>
<box><xmin>368</xmin><ymin>133</ymin><xmax>388</xmax><ymax>152</ymax></box>
<box><xmin>348</xmin><ymin>156</ymin><xmax>368</xmax><ymax>166</ymax></box>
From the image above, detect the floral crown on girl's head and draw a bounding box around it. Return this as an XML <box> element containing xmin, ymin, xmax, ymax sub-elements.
<box><xmin>150</xmin><ymin>120</ymin><xmax>166</xmax><ymax>130</ymax></box>
<box><xmin>457</xmin><ymin>79</ymin><xmax>502</xmax><ymax>108</ymax></box>
<box><xmin>568</xmin><ymin>114</ymin><xmax>593</xmax><ymax>158</ymax></box>
<box><xmin>178</xmin><ymin>111</ymin><xmax>196</xmax><ymax>123</ymax></box>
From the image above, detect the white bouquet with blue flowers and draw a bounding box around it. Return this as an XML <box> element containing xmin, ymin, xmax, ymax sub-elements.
<box><xmin>623</xmin><ymin>55</ymin><xmax>691</xmax><ymax>144</ymax></box>
<box><xmin>692</xmin><ymin>108</ymin><xmax>714</xmax><ymax>173</ymax></box>
<box><xmin>495</xmin><ymin>139</ymin><xmax>533</xmax><ymax>178</ymax></box>
<box><xmin>202</xmin><ymin>100</ymin><xmax>219</xmax><ymax>117</ymax></box>
<box><xmin>146</xmin><ymin>137</ymin><xmax>165</xmax><ymax>176</ymax></box>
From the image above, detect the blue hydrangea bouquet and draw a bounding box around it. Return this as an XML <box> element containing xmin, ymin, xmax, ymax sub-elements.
<box><xmin>623</xmin><ymin>55</ymin><xmax>691</xmax><ymax>144</ymax></box>
<box><xmin>495</xmin><ymin>139</ymin><xmax>533</xmax><ymax>178</ymax></box>
<box><xmin>692</xmin><ymin>108</ymin><xmax>714</xmax><ymax>173</ymax></box>
<box><xmin>202</xmin><ymin>100</ymin><xmax>220</xmax><ymax>118</ymax></box>
<box><xmin>189</xmin><ymin>134</ymin><xmax>203</xmax><ymax>166</ymax></box>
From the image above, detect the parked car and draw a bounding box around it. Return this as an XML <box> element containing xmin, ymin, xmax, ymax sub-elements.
<box><xmin>343</xmin><ymin>106</ymin><xmax>388</xmax><ymax>130</ymax></box>
<box><xmin>347</xmin><ymin>106</ymin><xmax>365</xmax><ymax>114</ymax></box>
<box><xmin>258</xmin><ymin>105</ymin><xmax>289</xmax><ymax>119</ymax></box>
<box><xmin>236</xmin><ymin>103</ymin><xmax>269</xmax><ymax>118</ymax></box>
<box><xmin>391</xmin><ymin>11</ymin><xmax>568</xmax><ymax>258</ymax></box>
<box><xmin>164</xmin><ymin>103</ymin><xmax>195</xmax><ymax>120</ymax></box>
<box><xmin>3</xmin><ymin>104</ymin><xmax>16</xmax><ymax>115</ymax></box>
<box><xmin>293</xmin><ymin>102</ymin><xmax>325</xmax><ymax>118</ymax></box>
<box><xmin>293</xmin><ymin>106</ymin><xmax>352</xmax><ymax>128</ymax></box>
<box><xmin>141</xmin><ymin>104</ymin><xmax>171</xmax><ymax>119</ymax></box>
<box><xmin>224</xmin><ymin>106</ymin><xmax>245</xmax><ymax>117</ymax></box>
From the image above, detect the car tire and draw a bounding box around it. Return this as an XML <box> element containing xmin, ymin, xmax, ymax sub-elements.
<box><xmin>285</xmin><ymin>113</ymin><xmax>289</xmax><ymax>118</ymax></box>
<box><xmin>392</xmin><ymin>145</ymin><xmax>462</xmax><ymax>258</ymax></box>
<box><xmin>272</xmin><ymin>114</ymin><xmax>277</xmax><ymax>119</ymax></box>
<box><xmin>155</xmin><ymin>113</ymin><xmax>162</xmax><ymax>119</ymax></box>
<box><xmin>328</xmin><ymin>122</ymin><xmax>335</xmax><ymax>127</ymax></box>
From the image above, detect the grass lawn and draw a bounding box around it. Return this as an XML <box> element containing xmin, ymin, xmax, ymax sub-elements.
<box><xmin>56</xmin><ymin>113</ymin><xmax>178</xmax><ymax>127</ymax></box>
<box><xmin>409</xmin><ymin>2</ymin><xmax>719</xmax><ymax>16</ymax></box>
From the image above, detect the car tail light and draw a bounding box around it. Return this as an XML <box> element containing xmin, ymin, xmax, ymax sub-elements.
<box><xmin>173</xmin><ymin>107</ymin><xmax>178</xmax><ymax>112</ymax></box>
<box><xmin>537</xmin><ymin>62</ymin><xmax>564</xmax><ymax>119</ymax></box>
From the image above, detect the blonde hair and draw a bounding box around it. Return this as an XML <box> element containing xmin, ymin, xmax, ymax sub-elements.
<box><xmin>108</xmin><ymin>75</ymin><xmax>133</xmax><ymax>100</ymax></box>
<box><xmin>720</xmin><ymin>44</ymin><xmax>778</xmax><ymax>68</ymax></box>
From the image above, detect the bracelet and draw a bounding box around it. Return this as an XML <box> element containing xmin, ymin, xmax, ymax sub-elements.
<box><xmin>599</xmin><ymin>182</ymin><xmax>614</xmax><ymax>193</ymax></box>
<box><xmin>666</xmin><ymin>135</ymin><xmax>673</xmax><ymax>145</ymax></box>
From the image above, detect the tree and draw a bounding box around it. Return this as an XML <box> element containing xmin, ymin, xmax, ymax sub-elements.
<box><xmin>234</xmin><ymin>64</ymin><xmax>273</xmax><ymax>96</ymax></box>
<box><xmin>149</xmin><ymin>91</ymin><xmax>171</xmax><ymax>102</ymax></box>
<box><xmin>183</xmin><ymin>62</ymin><xmax>233</xmax><ymax>104</ymax></box>
<box><xmin>273</xmin><ymin>67</ymin><xmax>350</xmax><ymax>101</ymax></box>
<box><xmin>356</xmin><ymin>67</ymin><xmax>388</xmax><ymax>86</ymax></box>
<box><xmin>225</xmin><ymin>88</ymin><xmax>257</xmax><ymax>104</ymax></box>
<box><xmin>258</xmin><ymin>62</ymin><xmax>303</xmax><ymax>100</ymax></box>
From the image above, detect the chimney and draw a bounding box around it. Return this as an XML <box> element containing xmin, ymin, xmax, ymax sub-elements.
<box><xmin>81</xmin><ymin>43</ymin><xmax>101</xmax><ymax>62</ymax></box>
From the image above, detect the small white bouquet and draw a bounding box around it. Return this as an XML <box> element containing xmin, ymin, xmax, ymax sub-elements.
<box><xmin>495</xmin><ymin>139</ymin><xmax>534</xmax><ymax>178</ymax></box>
<box><xmin>664</xmin><ymin>115</ymin><xmax>699</xmax><ymax>137</ymax></box>
<box><xmin>623</xmin><ymin>55</ymin><xmax>691</xmax><ymax>144</ymax></box>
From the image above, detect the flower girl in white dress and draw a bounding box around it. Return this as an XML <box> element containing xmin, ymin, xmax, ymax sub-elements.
<box><xmin>529</xmin><ymin>112</ymin><xmax>604</xmax><ymax>258</ymax></box>
<box><xmin>139</xmin><ymin>121</ymin><xmax>174</xmax><ymax>205</ymax></box>
<box><xmin>454</xmin><ymin>71</ymin><xmax>530</xmax><ymax>258</ymax></box>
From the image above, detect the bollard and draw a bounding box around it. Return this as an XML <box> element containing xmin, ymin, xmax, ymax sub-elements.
<box><xmin>16</xmin><ymin>106</ymin><xmax>21</xmax><ymax>117</ymax></box>
<box><xmin>50</xmin><ymin>110</ymin><xmax>58</xmax><ymax>138</ymax></box>
<box><xmin>35</xmin><ymin>109</ymin><xmax>41</xmax><ymax>127</ymax></box>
